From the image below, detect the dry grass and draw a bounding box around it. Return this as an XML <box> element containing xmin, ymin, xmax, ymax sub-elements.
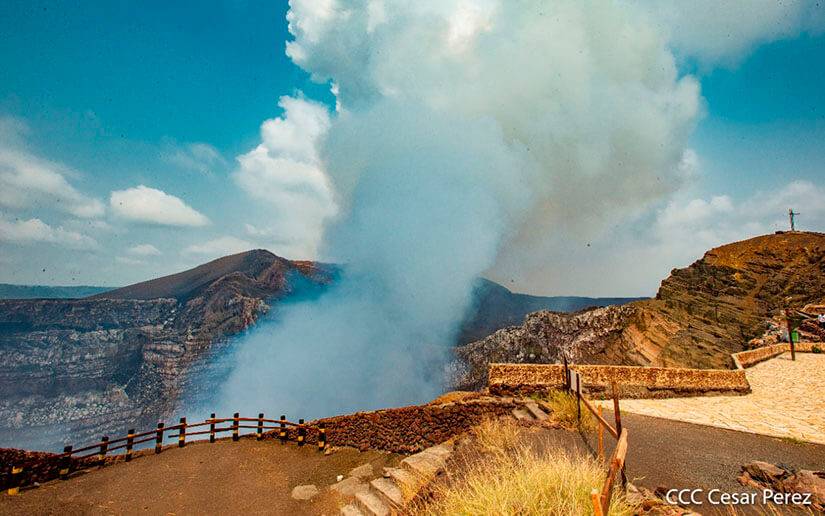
<box><xmin>413</xmin><ymin>446</ymin><xmax>632</xmax><ymax>516</ymax></box>
<box><xmin>470</xmin><ymin>417</ymin><xmax>522</xmax><ymax>457</ymax></box>
<box><xmin>412</xmin><ymin>418</ymin><xmax>632</xmax><ymax>516</ymax></box>
<box><xmin>540</xmin><ymin>390</ymin><xmax>597</xmax><ymax>433</ymax></box>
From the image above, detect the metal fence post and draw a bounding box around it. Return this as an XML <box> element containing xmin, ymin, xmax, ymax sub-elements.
<box><xmin>209</xmin><ymin>413</ymin><xmax>216</xmax><ymax>443</ymax></box>
<box><xmin>257</xmin><ymin>413</ymin><xmax>264</xmax><ymax>440</ymax></box>
<box><xmin>233</xmin><ymin>412</ymin><xmax>240</xmax><ymax>441</ymax></box>
<box><xmin>279</xmin><ymin>415</ymin><xmax>286</xmax><ymax>444</ymax></box>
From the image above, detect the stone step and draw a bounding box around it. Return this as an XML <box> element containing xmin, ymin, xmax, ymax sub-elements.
<box><xmin>370</xmin><ymin>477</ymin><xmax>404</xmax><ymax>508</ymax></box>
<box><xmin>400</xmin><ymin>452</ymin><xmax>445</xmax><ymax>479</ymax></box>
<box><xmin>423</xmin><ymin>442</ymin><xmax>452</xmax><ymax>460</ymax></box>
<box><xmin>354</xmin><ymin>490</ymin><xmax>390</xmax><ymax>516</ymax></box>
<box><xmin>340</xmin><ymin>504</ymin><xmax>365</xmax><ymax>516</ymax></box>
<box><xmin>512</xmin><ymin>408</ymin><xmax>534</xmax><ymax>421</ymax></box>
<box><xmin>524</xmin><ymin>401</ymin><xmax>549</xmax><ymax>421</ymax></box>
<box><xmin>384</xmin><ymin>467</ymin><xmax>424</xmax><ymax>500</ymax></box>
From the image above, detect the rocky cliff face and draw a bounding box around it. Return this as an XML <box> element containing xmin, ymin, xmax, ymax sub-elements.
<box><xmin>454</xmin><ymin>232</ymin><xmax>825</xmax><ymax>390</ymax></box>
<box><xmin>0</xmin><ymin>250</ymin><xmax>334</xmax><ymax>450</ymax></box>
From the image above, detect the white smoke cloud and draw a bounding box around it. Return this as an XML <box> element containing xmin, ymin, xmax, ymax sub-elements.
<box><xmin>630</xmin><ymin>0</ymin><xmax>825</xmax><ymax>66</ymax></box>
<box><xmin>215</xmin><ymin>0</ymin><xmax>702</xmax><ymax>418</ymax></box>
<box><xmin>233</xmin><ymin>96</ymin><xmax>337</xmax><ymax>259</ymax></box>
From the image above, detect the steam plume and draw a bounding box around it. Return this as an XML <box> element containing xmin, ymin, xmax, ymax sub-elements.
<box><xmin>215</xmin><ymin>0</ymin><xmax>700</xmax><ymax>418</ymax></box>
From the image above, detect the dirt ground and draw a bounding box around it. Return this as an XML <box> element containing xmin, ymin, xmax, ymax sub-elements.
<box><xmin>0</xmin><ymin>438</ymin><xmax>401</xmax><ymax>515</ymax></box>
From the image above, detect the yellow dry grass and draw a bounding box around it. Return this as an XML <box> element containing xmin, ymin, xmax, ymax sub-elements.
<box><xmin>470</xmin><ymin>417</ymin><xmax>521</xmax><ymax>457</ymax></box>
<box><xmin>413</xmin><ymin>447</ymin><xmax>631</xmax><ymax>516</ymax></box>
<box><xmin>412</xmin><ymin>418</ymin><xmax>632</xmax><ymax>516</ymax></box>
<box><xmin>540</xmin><ymin>390</ymin><xmax>597</xmax><ymax>433</ymax></box>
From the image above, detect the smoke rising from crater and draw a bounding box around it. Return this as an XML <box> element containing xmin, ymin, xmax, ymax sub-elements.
<box><xmin>215</xmin><ymin>0</ymin><xmax>701</xmax><ymax>418</ymax></box>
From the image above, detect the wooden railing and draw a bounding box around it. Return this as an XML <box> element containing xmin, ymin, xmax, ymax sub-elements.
<box><xmin>3</xmin><ymin>412</ymin><xmax>324</xmax><ymax>495</ymax></box>
<box><xmin>563</xmin><ymin>363</ymin><xmax>629</xmax><ymax>516</ymax></box>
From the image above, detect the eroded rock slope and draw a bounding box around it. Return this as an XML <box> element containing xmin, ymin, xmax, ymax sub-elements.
<box><xmin>454</xmin><ymin>232</ymin><xmax>825</xmax><ymax>390</ymax></box>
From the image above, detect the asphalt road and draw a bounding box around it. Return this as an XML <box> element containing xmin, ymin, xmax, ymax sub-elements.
<box><xmin>590</xmin><ymin>410</ymin><xmax>825</xmax><ymax>515</ymax></box>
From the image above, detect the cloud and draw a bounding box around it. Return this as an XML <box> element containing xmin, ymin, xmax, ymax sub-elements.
<box><xmin>115</xmin><ymin>256</ymin><xmax>145</xmax><ymax>266</ymax></box>
<box><xmin>109</xmin><ymin>185</ymin><xmax>209</xmax><ymax>226</ymax></box>
<box><xmin>630</xmin><ymin>0</ymin><xmax>825</xmax><ymax>66</ymax></box>
<box><xmin>183</xmin><ymin>236</ymin><xmax>254</xmax><ymax>257</ymax></box>
<box><xmin>494</xmin><ymin>179</ymin><xmax>825</xmax><ymax>297</ymax></box>
<box><xmin>0</xmin><ymin>117</ymin><xmax>105</xmax><ymax>218</ymax></box>
<box><xmin>164</xmin><ymin>142</ymin><xmax>226</xmax><ymax>174</ymax></box>
<box><xmin>127</xmin><ymin>243</ymin><xmax>161</xmax><ymax>256</ymax></box>
<box><xmin>233</xmin><ymin>96</ymin><xmax>337</xmax><ymax>259</ymax></box>
<box><xmin>0</xmin><ymin>214</ymin><xmax>98</xmax><ymax>250</ymax></box>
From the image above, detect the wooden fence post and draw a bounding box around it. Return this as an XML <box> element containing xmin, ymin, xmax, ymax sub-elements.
<box><xmin>611</xmin><ymin>382</ymin><xmax>622</xmax><ymax>436</ymax></box>
<box><xmin>563</xmin><ymin>355</ymin><xmax>570</xmax><ymax>391</ymax></box>
<box><xmin>597</xmin><ymin>406</ymin><xmax>604</xmax><ymax>461</ymax></box>
<box><xmin>257</xmin><ymin>413</ymin><xmax>264</xmax><ymax>440</ymax></box>
<box><xmin>155</xmin><ymin>422</ymin><xmax>164</xmax><ymax>454</ymax></box>
<box><xmin>60</xmin><ymin>446</ymin><xmax>72</xmax><ymax>479</ymax></box>
<box><xmin>7</xmin><ymin>466</ymin><xmax>22</xmax><ymax>495</ymax></box>
<box><xmin>209</xmin><ymin>413</ymin><xmax>216</xmax><ymax>443</ymax></box>
<box><xmin>98</xmin><ymin>436</ymin><xmax>109</xmax><ymax>467</ymax></box>
<box><xmin>298</xmin><ymin>419</ymin><xmax>305</xmax><ymax>446</ymax></box>
<box><xmin>178</xmin><ymin>417</ymin><xmax>187</xmax><ymax>448</ymax></box>
<box><xmin>318</xmin><ymin>423</ymin><xmax>326</xmax><ymax>452</ymax></box>
<box><xmin>279</xmin><ymin>415</ymin><xmax>287</xmax><ymax>444</ymax></box>
<box><xmin>126</xmin><ymin>430</ymin><xmax>135</xmax><ymax>461</ymax></box>
<box><xmin>611</xmin><ymin>383</ymin><xmax>627</xmax><ymax>487</ymax></box>
<box><xmin>591</xmin><ymin>488</ymin><xmax>604</xmax><ymax>516</ymax></box>
<box><xmin>232</xmin><ymin>413</ymin><xmax>240</xmax><ymax>441</ymax></box>
<box><xmin>576</xmin><ymin>379</ymin><xmax>582</xmax><ymax>422</ymax></box>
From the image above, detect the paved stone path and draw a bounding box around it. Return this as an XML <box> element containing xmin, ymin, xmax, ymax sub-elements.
<box><xmin>599</xmin><ymin>353</ymin><xmax>825</xmax><ymax>444</ymax></box>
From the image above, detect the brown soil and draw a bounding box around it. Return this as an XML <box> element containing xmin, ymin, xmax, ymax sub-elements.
<box><xmin>0</xmin><ymin>438</ymin><xmax>401</xmax><ymax>515</ymax></box>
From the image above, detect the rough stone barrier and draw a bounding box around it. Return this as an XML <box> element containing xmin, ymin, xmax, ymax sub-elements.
<box><xmin>488</xmin><ymin>363</ymin><xmax>750</xmax><ymax>399</ymax></box>
<box><xmin>731</xmin><ymin>342</ymin><xmax>817</xmax><ymax>369</ymax></box>
<box><xmin>280</xmin><ymin>397</ymin><xmax>519</xmax><ymax>454</ymax></box>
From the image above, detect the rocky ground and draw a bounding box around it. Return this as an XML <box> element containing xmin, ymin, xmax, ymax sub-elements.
<box><xmin>454</xmin><ymin>232</ymin><xmax>825</xmax><ymax>390</ymax></box>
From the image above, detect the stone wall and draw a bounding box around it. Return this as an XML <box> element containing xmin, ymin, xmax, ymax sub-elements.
<box><xmin>732</xmin><ymin>342</ymin><xmax>817</xmax><ymax>369</ymax></box>
<box><xmin>277</xmin><ymin>398</ymin><xmax>518</xmax><ymax>454</ymax></box>
<box><xmin>488</xmin><ymin>363</ymin><xmax>750</xmax><ymax>399</ymax></box>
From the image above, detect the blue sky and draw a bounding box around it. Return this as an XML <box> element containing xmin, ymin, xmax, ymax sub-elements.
<box><xmin>1</xmin><ymin>1</ymin><xmax>824</xmax><ymax>295</ymax></box>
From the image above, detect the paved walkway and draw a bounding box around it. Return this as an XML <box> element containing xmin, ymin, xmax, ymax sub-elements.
<box><xmin>0</xmin><ymin>439</ymin><xmax>400</xmax><ymax>515</ymax></box>
<box><xmin>600</xmin><ymin>353</ymin><xmax>825</xmax><ymax>444</ymax></box>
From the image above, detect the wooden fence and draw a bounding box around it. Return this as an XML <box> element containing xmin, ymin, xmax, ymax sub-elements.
<box><xmin>3</xmin><ymin>413</ymin><xmax>323</xmax><ymax>495</ymax></box>
<box><xmin>563</xmin><ymin>362</ymin><xmax>629</xmax><ymax>516</ymax></box>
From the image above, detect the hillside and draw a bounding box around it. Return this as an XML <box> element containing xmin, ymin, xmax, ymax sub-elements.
<box><xmin>0</xmin><ymin>284</ymin><xmax>113</xmax><ymax>299</ymax></box>
<box><xmin>454</xmin><ymin>232</ymin><xmax>825</xmax><ymax>390</ymax></box>
<box><xmin>457</xmin><ymin>278</ymin><xmax>644</xmax><ymax>345</ymax></box>
<box><xmin>0</xmin><ymin>250</ymin><xmax>335</xmax><ymax>450</ymax></box>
